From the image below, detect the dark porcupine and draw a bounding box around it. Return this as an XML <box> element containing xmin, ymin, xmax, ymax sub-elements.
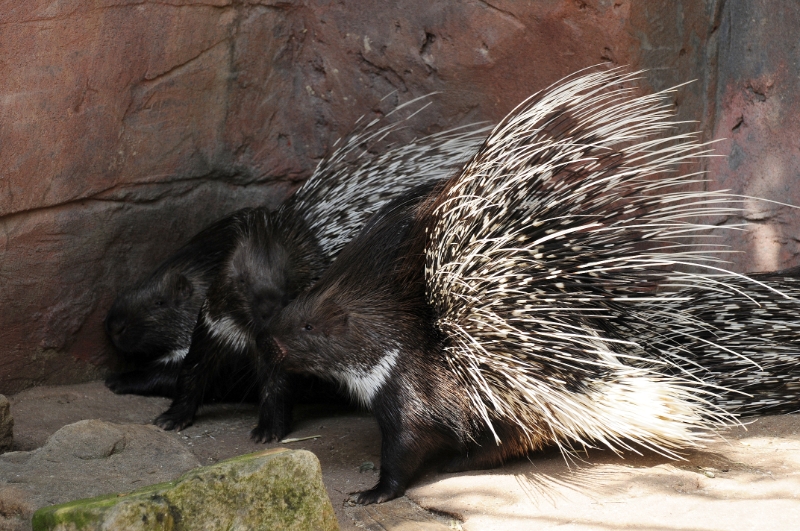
<box><xmin>267</xmin><ymin>68</ymin><xmax>796</xmax><ymax>504</ymax></box>
<box><xmin>154</xmin><ymin>100</ymin><xmax>488</xmax><ymax>442</ymax></box>
<box><xmin>610</xmin><ymin>266</ymin><xmax>800</xmax><ymax>416</ymax></box>
<box><xmin>104</xmin><ymin>207</ymin><xmax>261</xmax><ymax>399</ymax></box>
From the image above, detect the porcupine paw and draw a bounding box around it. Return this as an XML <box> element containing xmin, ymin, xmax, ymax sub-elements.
<box><xmin>104</xmin><ymin>374</ymin><xmax>130</xmax><ymax>395</ymax></box>
<box><xmin>350</xmin><ymin>484</ymin><xmax>403</xmax><ymax>505</ymax></box>
<box><xmin>154</xmin><ymin>408</ymin><xmax>194</xmax><ymax>431</ymax></box>
<box><xmin>250</xmin><ymin>422</ymin><xmax>289</xmax><ymax>444</ymax></box>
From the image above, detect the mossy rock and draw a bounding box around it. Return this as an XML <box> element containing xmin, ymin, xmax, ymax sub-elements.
<box><xmin>32</xmin><ymin>448</ymin><xmax>338</xmax><ymax>531</ymax></box>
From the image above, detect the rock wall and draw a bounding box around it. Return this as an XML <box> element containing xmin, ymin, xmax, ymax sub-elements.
<box><xmin>1</xmin><ymin>0</ymin><xmax>797</xmax><ymax>393</ymax></box>
<box><xmin>704</xmin><ymin>1</ymin><xmax>800</xmax><ymax>272</ymax></box>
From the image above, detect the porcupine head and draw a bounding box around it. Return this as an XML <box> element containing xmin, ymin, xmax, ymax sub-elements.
<box><xmin>104</xmin><ymin>208</ymin><xmax>259</xmax><ymax>363</ymax></box>
<box><xmin>105</xmin><ymin>267</ymin><xmax>202</xmax><ymax>363</ymax></box>
<box><xmin>209</xmin><ymin>209</ymin><xmax>323</xmax><ymax>342</ymax></box>
<box><xmin>267</xmin><ymin>186</ymin><xmax>440</xmax><ymax>406</ymax></box>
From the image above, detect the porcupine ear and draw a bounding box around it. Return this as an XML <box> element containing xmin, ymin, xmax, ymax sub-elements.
<box><xmin>320</xmin><ymin>301</ymin><xmax>349</xmax><ymax>337</ymax></box>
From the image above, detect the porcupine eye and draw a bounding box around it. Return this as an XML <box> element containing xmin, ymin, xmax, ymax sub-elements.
<box><xmin>303</xmin><ymin>324</ymin><xmax>314</xmax><ymax>332</ymax></box>
<box><xmin>154</xmin><ymin>299</ymin><xmax>164</xmax><ymax>308</ymax></box>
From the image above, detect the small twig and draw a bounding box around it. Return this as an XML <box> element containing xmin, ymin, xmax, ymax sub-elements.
<box><xmin>280</xmin><ymin>435</ymin><xmax>322</xmax><ymax>443</ymax></box>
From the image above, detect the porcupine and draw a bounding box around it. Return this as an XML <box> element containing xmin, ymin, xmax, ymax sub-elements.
<box><xmin>154</xmin><ymin>98</ymin><xmax>489</xmax><ymax>442</ymax></box>
<box><xmin>104</xmin><ymin>207</ymin><xmax>261</xmax><ymax>399</ymax></box>
<box><xmin>267</xmin><ymin>67</ymin><xmax>796</xmax><ymax>504</ymax></box>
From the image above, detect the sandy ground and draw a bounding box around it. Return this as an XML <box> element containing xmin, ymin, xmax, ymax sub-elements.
<box><xmin>6</xmin><ymin>381</ymin><xmax>800</xmax><ymax>530</ymax></box>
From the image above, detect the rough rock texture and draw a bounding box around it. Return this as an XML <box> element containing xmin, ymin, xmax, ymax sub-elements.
<box><xmin>2</xmin><ymin>1</ymin><xmax>798</xmax><ymax>393</ymax></box>
<box><xmin>0</xmin><ymin>395</ymin><xmax>12</xmax><ymax>453</ymax></box>
<box><xmin>7</xmin><ymin>382</ymin><xmax>175</xmax><ymax>453</ymax></box>
<box><xmin>0</xmin><ymin>419</ymin><xmax>200</xmax><ymax>531</ymax></box>
<box><xmin>6</xmin><ymin>381</ymin><xmax>419</xmax><ymax>531</ymax></box>
<box><xmin>32</xmin><ymin>448</ymin><xmax>338</xmax><ymax>531</ymax></box>
<box><xmin>702</xmin><ymin>1</ymin><xmax>800</xmax><ymax>272</ymax></box>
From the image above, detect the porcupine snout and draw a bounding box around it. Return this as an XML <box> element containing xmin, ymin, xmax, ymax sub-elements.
<box><xmin>270</xmin><ymin>335</ymin><xmax>288</xmax><ymax>361</ymax></box>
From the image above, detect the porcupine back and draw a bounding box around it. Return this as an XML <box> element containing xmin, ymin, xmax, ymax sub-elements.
<box><xmin>202</xmin><ymin>97</ymin><xmax>489</xmax><ymax>346</ymax></box>
<box><xmin>422</xmin><ymin>67</ymin><xmax>778</xmax><ymax>457</ymax></box>
<box><xmin>279</xmin><ymin>98</ymin><xmax>489</xmax><ymax>259</ymax></box>
<box><xmin>613</xmin><ymin>266</ymin><xmax>800</xmax><ymax>416</ymax></box>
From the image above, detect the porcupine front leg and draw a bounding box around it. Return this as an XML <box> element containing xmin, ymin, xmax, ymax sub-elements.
<box><xmin>353</xmin><ymin>402</ymin><xmax>441</xmax><ymax>505</ymax></box>
<box><xmin>154</xmin><ymin>317</ymin><xmax>220</xmax><ymax>431</ymax></box>
<box><xmin>250</xmin><ymin>351</ymin><xmax>295</xmax><ymax>443</ymax></box>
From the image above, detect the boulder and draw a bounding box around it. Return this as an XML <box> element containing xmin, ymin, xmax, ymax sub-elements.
<box><xmin>32</xmin><ymin>448</ymin><xmax>338</xmax><ymax>531</ymax></box>
<box><xmin>0</xmin><ymin>420</ymin><xmax>200</xmax><ymax>531</ymax></box>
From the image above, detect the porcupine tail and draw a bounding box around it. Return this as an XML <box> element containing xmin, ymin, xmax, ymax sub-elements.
<box><xmin>618</xmin><ymin>267</ymin><xmax>800</xmax><ymax>417</ymax></box>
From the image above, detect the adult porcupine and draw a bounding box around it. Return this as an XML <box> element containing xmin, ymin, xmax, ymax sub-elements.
<box><xmin>267</xmin><ymin>68</ymin><xmax>793</xmax><ymax>504</ymax></box>
<box><xmin>105</xmin><ymin>207</ymin><xmax>261</xmax><ymax>398</ymax></box>
<box><xmin>155</xmin><ymin>99</ymin><xmax>488</xmax><ymax>442</ymax></box>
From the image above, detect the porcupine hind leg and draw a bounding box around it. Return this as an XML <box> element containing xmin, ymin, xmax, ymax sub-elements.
<box><xmin>439</xmin><ymin>422</ymin><xmax>525</xmax><ymax>473</ymax></box>
<box><xmin>440</xmin><ymin>449</ymin><xmax>507</xmax><ymax>473</ymax></box>
<box><xmin>154</xmin><ymin>315</ymin><xmax>221</xmax><ymax>431</ymax></box>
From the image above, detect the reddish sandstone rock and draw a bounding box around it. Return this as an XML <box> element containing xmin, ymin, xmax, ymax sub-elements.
<box><xmin>0</xmin><ymin>0</ymin><xmax>797</xmax><ymax>393</ymax></box>
<box><xmin>703</xmin><ymin>2</ymin><xmax>800</xmax><ymax>273</ymax></box>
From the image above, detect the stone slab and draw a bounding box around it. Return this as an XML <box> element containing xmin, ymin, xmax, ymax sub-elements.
<box><xmin>0</xmin><ymin>419</ymin><xmax>200</xmax><ymax>531</ymax></box>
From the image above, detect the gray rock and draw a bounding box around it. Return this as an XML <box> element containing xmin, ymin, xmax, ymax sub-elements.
<box><xmin>0</xmin><ymin>395</ymin><xmax>12</xmax><ymax>453</ymax></box>
<box><xmin>0</xmin><ymin>419</ymin><xmax>200</xmax><ymax>531</ymax></box>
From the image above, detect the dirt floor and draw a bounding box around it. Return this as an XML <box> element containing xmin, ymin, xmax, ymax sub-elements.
<box><xmin>5</xmin><ymin>381</ymin><xmax>800</xmax><ymax>530</ymax></box>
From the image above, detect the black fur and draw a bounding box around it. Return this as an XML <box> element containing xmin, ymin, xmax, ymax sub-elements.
<box><xmin>105</xmin><ymin>208</ymin><xmax>261</xmax><ymax>399</ymax></box>
<box><xmin>146</xmin><ymin>114</ymin><xmax>484</xmax><ymax>440</ymax></box>
<box><xmin>154</xmin><ymin>208</ymin><xmax>337</xmax><ymax>442</ymax></box>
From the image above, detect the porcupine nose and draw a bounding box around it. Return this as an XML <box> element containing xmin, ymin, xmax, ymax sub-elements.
<box><xmin>271</xmin><ymin>336</ymin><xmax>288</xmax><ymax>360</ymax></box>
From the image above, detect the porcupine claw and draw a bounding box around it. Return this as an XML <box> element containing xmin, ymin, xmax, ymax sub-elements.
<box><xmin>249</xmin><ymin>403</ymin><xmax>292</xmax><ymax>443</ymax></box>
<box><xmin>154</xmin><ymin>407</ymin><xmax>194</xmax><ymax>432</ymax></box>
<box><xmin>249</xmin><ymin>424</ymin><xmax>287</xmax><ymax>444</ymax></box>
<box><xmin>351</xmin><ymin>485</ymin><xmax>403</xmax><ymax>506</ymax></box>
